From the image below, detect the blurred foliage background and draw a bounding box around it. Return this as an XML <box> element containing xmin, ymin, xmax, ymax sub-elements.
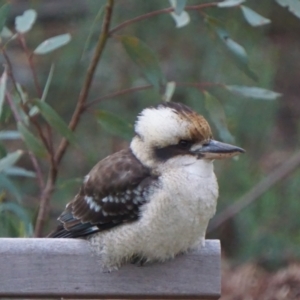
<box><xmin>0</xmin><ymin>0</ymin><xmax>300</xmax><ymax>275</ymax></box>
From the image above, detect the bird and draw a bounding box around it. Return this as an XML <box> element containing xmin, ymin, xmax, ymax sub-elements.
<box><xmin>48</xmin><ymin>101</ymin><xmax>245</xmax><ymax>270</ymax></box>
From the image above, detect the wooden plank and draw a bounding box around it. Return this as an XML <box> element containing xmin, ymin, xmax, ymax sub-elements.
<box><xmin>0</xmin><ymin>238</ymin><xmax>220</xmax><ymax>299</ymax></box>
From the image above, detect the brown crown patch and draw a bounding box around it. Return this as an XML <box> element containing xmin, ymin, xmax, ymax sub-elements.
<box><xmin>158</xmin><ymin>102</ymin><xmax>212</xmax><ymax>141</ymax></box>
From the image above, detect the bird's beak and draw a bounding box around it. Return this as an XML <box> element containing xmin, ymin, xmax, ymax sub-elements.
<box><xmin>191</xmin><ymin>139</ymin><xmax>245</xmax><ymax>159</ymax></box>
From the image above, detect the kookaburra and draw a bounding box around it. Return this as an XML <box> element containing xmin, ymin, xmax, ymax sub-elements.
<box><xmin>49</xmin><ymin>102</ymin><xmax>244</xmax><ymax>270</ymax></box>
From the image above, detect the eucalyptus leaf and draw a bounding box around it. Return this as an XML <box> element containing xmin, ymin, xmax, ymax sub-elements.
<box><xmin>163</xmin><ymin>81</ymin><xmax>176</xmax><ymax>102</ymax></box>
<box><xmin>204</xmin><ymin>91</ymin><xmax>235</xmax><ymax>143</ymax></box>
<box><xmin>17</xmin><ymin>122</ymin><xmax>47</xmax><ymax>158</ymax></box>
<box><xmin>34</xmin><ymin>33</ymin><xmax>71</xmax><ymax>55</ymax></box>
<box><xmin>170</xmin><ymin>11</ymin><xmax>190</xmax><ymax>28</ymax></box>
<box><xmin>119</xmin><ymin>35</ymin><xmax>166</xmax><ymax>92</ymax></box>
<box><xmin>217</xmin><ymin>0</ymin><xmax>245</xmax><ymax>7</ymax></box>
<box><xmin>241</xmin><ymin>6</ymin><xmax>271</xmax><ymax>27</ymax></box>
<box><xmin>32</xmin><ymin>100</ymin><xmax>77</xmax><ymax>145</ymax></box>
<box><xmin>96</xmin><ymin>110</ymin><xmax>133</xmax><ymax>140</ymax></box>
<box><xmin>225</xmin><ymin>85</ymin><xmax>282</xmax><ymax>100</ymax></box>
<box><xmin>0</xmin><ymin>150</ymin><xmax>23</xmax><ymax>173</ymax></box>
<box><xmin>15</xmin><ymin>9</ymin><xmax>37</xmax><ymax>33</ymax></box>
<box><xmin>0</xmin><ymin>174</ymin><xmax>22</xmax><ymax>202</ymax></box>
<box><xmin>16</xmin><ymin>83</ymin><xmax>28</xmax><ymax>104</ymax></box>
<box><xmin>81</xmin><ymin>5</ymin><xmax>105</xmax><ymax>59</ymax></box>
<box><xmin>0</xmin><ymin>26</ymin><xmax>13</xmax><ymax>38</ymax></box>
<box><xmin>216</xmin><ymin>27</ymin><xmax>258</xmax><ymax>81</ymax></box>
<box><xmin>0</xmin><ymin>4</ymin><xmax>10</xmax><ymax>32</ymax></box>
<box><xmin>0</xmin><ymin>69</ymin><xmax>7</xmax><ymax>119</ymax></box>
<box><xmin>0</xmin><ymin>202</ymin><xmax>33</xmax><ymax>236</ymax></box>
<box><xmin>275</xmin><ymin>0</ymin><xmax>300</xmax><ymax>19</ymax></box>
<box><xmin>169</xmin><ymin>0</ymin><xmax>187</xmax><ymax>15</ymax></box>
<box><xmin>0</xmin><ymin>143</ymin><xmax>6</xmax><ymax>158</ymax></box>
<box><xmin>3</xmin><ymin>166</ymin><xmax>36</xmax><ymax>178</ymax></box>
<box><xmin>0</xmin><ymin>131</ymin><xmax>21</xmax><ymax>140</ymax></box>
<box><xmin>29</xmin><ymin>64</ymin><xmax>55</xmax><ymax>116</ymax></box>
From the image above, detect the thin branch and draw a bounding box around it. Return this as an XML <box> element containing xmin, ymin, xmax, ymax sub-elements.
<box><xmin>55</xmin><ymin>0</ymin><xmax>114</xmax><ymax>165</ymax></box>
<box><xmin>28</xmin><ymin>152</ymin><xmax>45</xmax><ymax>190</ymax></box>
<box><xmin>85</xmin><ymin>81</ymin><xmax>219</xmax><ymax>109</ymax></box>
<box><xmin>5</xmin><ymin>92</ymin><xmax>45</xmax><ymax>191</ymax></box>
<box><xmin>18</xmin><ymin>34</ymin><xmax>42</xmax><ymax>98</ymax></box>
<box><xmin>208</xmin><ymin>150</ymin><xmax>300</xmax><ymax>233</ymax></box>
<box><xmin>1</xmin><ymin>48</ymin><xmax>52</xmax><ymax>155</ymax></box>
<box><xmin>16</xmin><ymin>36</ymin><xmax>54</xmax><ymax>157</ymax></box>
<box><xmin>5</xmin><ymin>91</ymin><xmax>22</xmax><ymax>122</ymax></box>
<box><xmin>29</xmin><ymin>117</ymin><xmax>52</xmax><ymax>154</ymax></box>
<box><xmin>1</xmin><ymin>49</ymin><xmax>23</xmax><ymax>102</ymax></box>
<box><xmin>34</xmin><ymin>0</ymin><xmax>115</xmax><ymax>237</ymax></box>
<box><xmin>109</xmin><ymin>3</ymin><xmax>218</xmax><ymax>35</ymax></box>
<box><xmin>85</xmin><ymin>84</ymin><xmax>152</xmax><ymax>109</ymax></box>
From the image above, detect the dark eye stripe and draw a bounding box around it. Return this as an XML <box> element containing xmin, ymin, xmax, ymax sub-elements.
<box><xmin>154</xmin><ymin>143</ymin><xmax>194</xmax><ymax>161</ymax></box>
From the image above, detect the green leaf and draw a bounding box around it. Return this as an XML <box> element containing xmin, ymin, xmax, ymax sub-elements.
<box><xmin>29</xmin><ymin>64</ymin><xmax>55</xmax><ymax>116</ymax></box>
<box><xmin>162</xmin><ymin>81</ymin><xmax>176</xmax><ymax>102</ymax></box>
<box><xmin>0</xmin><ymin>68</ymin><xmax>7</xmax><ymax>119</ymax></box>
<box><xmin>169</xmin><ymin>0</ymin><xmax>187</xmax><ymax>15</ymax></box>
<box><xmin>96</xmin><ymin>110</ymin><xmax>133</xmax><ymax>140</ymax></box>
<box><xmin>170</xmin><ymin>11</ymin><xmax>190</xmax><ymax>28</ymax></box>
<box><xmin>216</xmin><ymin>27</ymin><xmax>258</xmax><ymax>81</ymax></box>
<box><xmin>3</xmin><ymin>166</ymin><xmax>36</xmax><ymax>178</ymax></box>
<box><xmin>205</xmin><ymin>16</ymin><xmax>257</xmax><ymax>81</ymax></box>
<box><xmin>217</xmin><ymin>0</ymin><xmax>245</xmax><ymax>7</ymax></box>
<box><xmin>275</xmin><ymin>0</ymin><xmax>300</xmax><ymax>19</ymax></box>
<box><xmin>0</xmin><ymin>202</ymin><xmax>33</xmax><ymax>236</ymax></box>
<box><xmin>225</xmin><ymin>85</ymin><xmax>282</xmax><ymax>100</ymax></box>
<box><xmin>32</xmin><ymin>100</ymin><xmax>77</xmax><ymax>145</ymax></box>
<box><xmin>0</xmin><ymin>4</ymin><xmax>10</xmax><ymax>32</ymax></box>
<box><xmin>33</xmin><ymin>33</ymin><xmax>71</xmax><ymax>55</ymax></box>
<box><xmin>16</xmin><ymin>83</ymin><xmax>28</xmax><ymax>104</ymax></box>
<box><xmin>81</xmin><ymin>4</ymin><xmax>105</xmax><ymax>59</ymax></box>
<box><xmin>15</xmin><ymin>9</ymin><xmax>37</xmax><ymax>33</ymax></box>
<box><xmin>0</xmin><ymin>150</ymin><xmax>23</xmax><ymax>173</ymax></box>
<box><xmin>0</xmin><ymin>26</ymin><xmax>13</xmax><ymax>38</ymax></box>
<box><xmin>241</xmin><ymin>6</ymin><xmax>271</xmax><ymax>27</ymax></box>
<box><xmin>204</xmin><ymin>91</ymin><xmax>235</xmax><ymax>143</ymax></box>
<box><xmin>0</xmin><ymin>131</ymin><xmax>21</xmax><ymax>140</ymax></box>
<box><xmin>169</xmin><ymin>0</ymin><xmax>190</xmax><ymax>27</ymax></box>
<box><xmin>0</xmin><ymin>174</ymin><xmax>22</xmax><ymax>202</ymax></box>
<box><xmin>118</xmin><ymin>35</ymin><xmax>166</xmax><ymax>92</ymax></box>
<box><xmin>17</xmin><ymin>122</ymin><xmax>47</xmax><ymax>158</ymax></box>
<box><xmin>0</xmin><ymin>142</ymin><xmax>6</xmax><ymax>158</ymax></box>
<box><xmin>41</xmin><ymin>64</ymin><xmax>55</xmax><ymax>102</ymax></box>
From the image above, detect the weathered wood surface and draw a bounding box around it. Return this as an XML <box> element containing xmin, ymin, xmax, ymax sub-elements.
<box><xmin>0</xmin><ymin>238</ymin><xmax>220</xmax><ymax>299</ymax></box>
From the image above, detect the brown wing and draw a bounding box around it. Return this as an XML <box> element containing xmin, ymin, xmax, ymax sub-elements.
<box><xmin>49</xmin><ymin>149</ymin><xmax>156</xmax><ymax>238</ymax></box>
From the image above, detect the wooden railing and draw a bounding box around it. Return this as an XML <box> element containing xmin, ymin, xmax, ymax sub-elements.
<box><xmin>0</xmin><ymin>238</ymin><xmax>220</xmax><ymax>299</ymax></box>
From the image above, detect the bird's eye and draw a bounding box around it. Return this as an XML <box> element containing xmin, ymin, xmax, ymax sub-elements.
<box><xmin>178</xmin><ymin>140</ymin><xmax>191</xmax><ymax>148</ymax></box>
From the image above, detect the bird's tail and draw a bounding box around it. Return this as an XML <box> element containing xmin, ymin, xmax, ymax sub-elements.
<box><xmin>47</xmin><ymin>224</ymin><xmax>75</xmax><ymax>238</ymax></box>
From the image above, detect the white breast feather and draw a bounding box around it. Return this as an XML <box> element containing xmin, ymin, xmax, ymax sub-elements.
<box><xmin>89</xmin><ymin>159</ymin><xmax>218</xmax><ymax>270</ymax></box>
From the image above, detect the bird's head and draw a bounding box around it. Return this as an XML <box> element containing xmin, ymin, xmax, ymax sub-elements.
<box><xmin>130</xmin><ymin>102</ymin><xmax>245</xmax><ymax>170</ymax></box>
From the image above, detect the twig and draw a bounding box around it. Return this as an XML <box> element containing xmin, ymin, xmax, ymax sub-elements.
<box><xmin>1</xmin><ymin>48</ymin><xmax>52</xmax><ymax>155</ymax></box>
<box><xmin>55</xmin><ymin>0</ymin><xmax>114</xmax><ymax>164</ymax></box>
<box><xmin>5</xmin><ymin>92</ymin><xmax>45</xmax><ymax>191</ymax></box>
<box><xmin>34</xmin><ymin>0</ymin><xmax>115</xmax><ymax>237</ymax></box>
<box><xmin>18</xmin><ymin>34</ymin><xmax>42</xmax><ymax>98</ymax></box>
<box><xmin>1</xmin><ymin>49</ymin><xmax>23</xmax><ymax>102</ymax></box>
<box><xmin>5</xmin><ymin>91</ymin><xmax>22</xmax><ymax>122</ymax></box>
<box><xmin>208</xmin><ymin>150</ymin><xmax>300</xmax><ymax>233</ymax></box>
<box><xmin>85</xmin><ymin>81</ymin><xmax>219</xmax><ymax>109</ymax></box>
<box><xmin>28</xmin><ymin>152</ymin><xmax>45</xmax><ymax>190</ymax></box>
<box><xmin>109</xmin><ymin>3</ymin><xmax>218</xmax><ymax>35</ymax></box>
<box><xmin>85</xmin><ymin>84</ymin><xmax>152</xmax><ymax>109</ymax></box>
